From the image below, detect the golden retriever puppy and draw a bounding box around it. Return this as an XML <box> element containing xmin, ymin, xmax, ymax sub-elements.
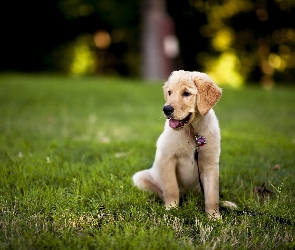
<box><xmin>133</xmin><ymin>70</ymin><xmax>223</xmax><ymax>218</ymax></box>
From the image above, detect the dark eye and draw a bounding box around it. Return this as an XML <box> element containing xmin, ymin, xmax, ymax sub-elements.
<box><xmin>168</xmin><ymin>91</ymin><xmax>171</xmax><ymax>96</ymax></box>
<box><xmin>183</xmin><ymin>91</ymin><xmax>191</xmax><ymax>97</ymax></box>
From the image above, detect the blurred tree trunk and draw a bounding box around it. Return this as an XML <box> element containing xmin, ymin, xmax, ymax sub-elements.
<box><xmin>141</xmin><ymin>0</ymin><xmax>178</xmax><ymax>81</ymax></box>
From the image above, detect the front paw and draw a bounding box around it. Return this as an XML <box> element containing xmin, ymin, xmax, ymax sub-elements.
<box><xmin>165</xmin><ymin>201</ymin><xmax>178</xmax><ymax>210</ymax></box>
<box><xmin>206</xmin><ymin>210</ymin><xmax>221</xmax><ymax>219</ymax></box>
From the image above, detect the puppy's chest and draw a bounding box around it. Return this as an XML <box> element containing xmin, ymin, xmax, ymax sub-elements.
<box><xmin>175</xmin><ymin>141</ymin><xmax>198</xmax><ymax>178</ymax></box>
<box><xmin>175</xmin><ymin>137</ymin><xmax>198</xmax><ymax>180</ymax></box>
<box><xmin>175</xmin><ymin>138</ymin><xmax>196</xmax><ymax>155</ymax></box>
<box><xmin>175</xmin><ymin>149</ymin><xmax>199</xmax><ymax>190</ymax></box>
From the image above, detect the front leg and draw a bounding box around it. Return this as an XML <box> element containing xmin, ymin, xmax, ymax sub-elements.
<box><xmin>199</xmin><ymin>160</ymin><xmax>220</xmax><ymax>218</ymax></box>
<box><xmin>157</xmin><ymin>155</ymin><xmax>179</xmax><ymax>209</ymax></box>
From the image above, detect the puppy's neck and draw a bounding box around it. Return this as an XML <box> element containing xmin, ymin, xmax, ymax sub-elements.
<box><xmin>189</xmin><ymin>112</ymin><xmax>205</xmax><ymax>134</ymax></box>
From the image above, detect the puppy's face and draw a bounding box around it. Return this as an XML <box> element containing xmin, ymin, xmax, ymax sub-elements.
<box><xmin>163</xmin><ymin>72</ymin><xmax>198</xmax><ymax>129</ymax></box>
<box><xmin>163</xmin><ymin>70</ymin><xmax>222</xmax><ymax>129</ymax></box>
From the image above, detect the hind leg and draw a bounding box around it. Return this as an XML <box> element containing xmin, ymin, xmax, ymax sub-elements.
<box><xmin>132</xmin><ymin>170</ymin><xmax>163</xmax><ymax>199</ymax></box>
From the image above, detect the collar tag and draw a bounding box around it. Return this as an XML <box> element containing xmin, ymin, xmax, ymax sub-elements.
<box><xmin>195</xmin><ymin>134</ymin><xmax>206</xmax><ymax>147</ymax></box>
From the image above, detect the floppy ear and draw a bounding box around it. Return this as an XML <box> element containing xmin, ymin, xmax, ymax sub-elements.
<box><xmin>194</xmin><ymin>73</ymin><xmax>222</xmax><ymax>115</ymax></box>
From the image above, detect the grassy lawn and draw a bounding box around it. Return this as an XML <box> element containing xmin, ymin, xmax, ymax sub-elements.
<box><xmin>0</xmin><ymin>74</ymin><xmax>294</xmax><ymax>249</ymax></box>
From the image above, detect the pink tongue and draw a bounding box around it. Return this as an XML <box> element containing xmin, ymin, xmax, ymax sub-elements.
<box><xmin>169</xmin><ymin>119</ymin><xmax>180</xmax><ymax>128</ymax></box>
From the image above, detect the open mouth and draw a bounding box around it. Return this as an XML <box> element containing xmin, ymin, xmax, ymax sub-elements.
<box><xmin>168</xmin><ymin>113</ymin><xmax>192</xmax><ymax>129</ymax></box>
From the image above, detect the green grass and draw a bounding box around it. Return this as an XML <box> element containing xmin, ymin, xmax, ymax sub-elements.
<box><xmin>0</xmin><ymin>74</ymin><xmax>295</xmax><ymax>249</ymax></box>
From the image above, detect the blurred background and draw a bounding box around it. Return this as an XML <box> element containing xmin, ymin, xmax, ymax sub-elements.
<box><xmin>1</xmin><ymin>0</ymin><xmax>295</xmax><ymax>87</ymax></box>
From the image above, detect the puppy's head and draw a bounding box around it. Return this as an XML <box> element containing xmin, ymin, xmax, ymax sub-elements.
<box><xmin>163</xmin><ymin>70</ymin><xmax>222</xmax><ymax>129</ymax></box>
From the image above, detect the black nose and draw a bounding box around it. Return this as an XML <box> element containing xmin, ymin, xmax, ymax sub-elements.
<box><xmin>163</xmin><ymin>105</ymin><xmax>174</xmax><ymax>115</ymax></box>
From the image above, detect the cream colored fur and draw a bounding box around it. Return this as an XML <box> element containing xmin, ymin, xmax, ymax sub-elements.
<box><xmin>133</xmin><ymin>70</ymin><xmax>223</xmax><ymax>218</ymax></box>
